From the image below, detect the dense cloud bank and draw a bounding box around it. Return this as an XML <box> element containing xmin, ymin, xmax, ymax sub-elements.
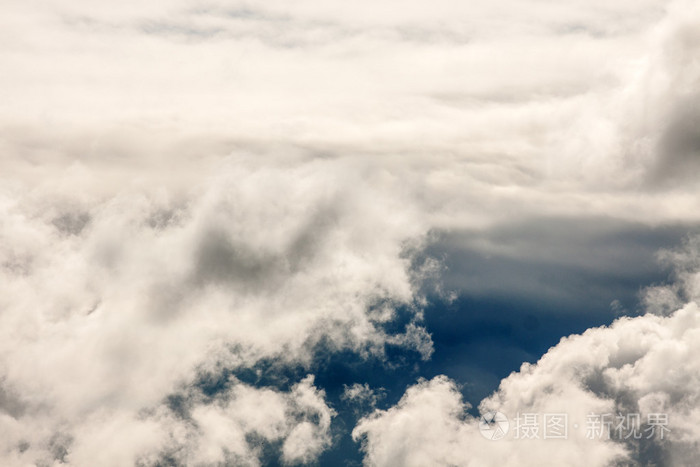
<box><xmin>0</xmin><ymin>153</ymin><xmax>435</xmax><ymax>465</ymax></box>
<box><xmin>1</xmin><ymin>0</ymin><xmax>700</xmax><ymax>465</ymax></box>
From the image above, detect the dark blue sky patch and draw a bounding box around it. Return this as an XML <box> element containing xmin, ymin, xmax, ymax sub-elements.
<box><xmin>413</xmin><ymin>219</ymin><xmax>699</xmax><ymax>409</ymax></box>
<box><xmin>419</xmin><ymin>295</ymin><xmax>617</xmax><ymax>412</ymax></box>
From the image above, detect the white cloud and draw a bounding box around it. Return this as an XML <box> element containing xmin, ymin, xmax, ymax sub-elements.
<box><xmin>342</xmin><ymin>383</ymin><xmax>386</xmax><ymax>417</ymax></box>
<box><xmin>353</xmin><ymin>374</ymin><xmax>627</xmax><ymax>467</ymax></box>
<box><xmin>183</xmin><ymin>376</ymin><xmax>334</xmax><ymax>466</ymax></box>
<box><xmin>1</xmin><ymin>0</ymin><xmax>700</xmax><ymax>464</ymax></box>
<box><xmin>0</xmin><ymin>151</ymin><xmax>434</xmax><ymax>464</ymax></box>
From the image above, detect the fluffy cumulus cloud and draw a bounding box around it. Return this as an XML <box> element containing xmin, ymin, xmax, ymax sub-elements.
<box><xmin>0</xmin><ymin>148</ymin><xmax>435</xmax><ymax>464</ymax></box>
<box><xmin>353</xmin><ymin>238</ymin><xmax>700</xmax><ymax>466</ymax></box>
<box><xmin>1</xmin><ymin>0</ymin><xmax>700</xmax><ymax>465</ymax></box>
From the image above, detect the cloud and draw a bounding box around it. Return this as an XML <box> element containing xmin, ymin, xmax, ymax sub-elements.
<box><xmin>342</xmin><ymin>383</ymin><xmax>386</xmax><ymax>415</ymax></box>
<box><xmin>44</xmin><ymin>374</ymin><xmax>334</xmax><ymax>467</ymax></box>
<box><xmin>353</xmin><ymin>374</ymin><xmax>628</xmax><ymax>467</ymax></box>
<box><xmin>0</xmin><ymin>150</ymin><xmax>434</xmax><ymax>465</ymax></box>
<box><xmin>182</xmin><ymin>375</ymin><xmax>334</xmax><ymax>466</ymax></box>
<box><xmin>1</xmin><ymin>0</ymin><xmax>700</xmax><ymax>464</ymax></box>
<box><xmin>422</xmin><ymin>216</ymin><xmax>696</xmax><ymax>307</ymax></box>
<box><xmin>652</xmin><ymin>95</ymin><xmax>700</xmax><ymax>185</ymax></box>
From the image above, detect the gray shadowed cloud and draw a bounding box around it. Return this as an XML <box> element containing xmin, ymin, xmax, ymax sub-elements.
<box><xmin>422</xmin><ymin>216</ymin><xmax>699</xmax><ymax>308</ymax></box>
<box><xmin>650</xmin><ymin>95</ymin><xmax>700</xmax><ymax>187</ymax></box>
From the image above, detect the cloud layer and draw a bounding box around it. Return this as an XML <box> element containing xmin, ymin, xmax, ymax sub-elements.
<box><xmin>1</xmin><ymin>0</ymin><xmax>700</xmax><ymax>465</ymax></box>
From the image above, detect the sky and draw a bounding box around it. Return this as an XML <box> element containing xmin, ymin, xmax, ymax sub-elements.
<box><xmin>1</xmin><ymin>0</ymin><xmax>700</xmax><ymax>466</ymax></box>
